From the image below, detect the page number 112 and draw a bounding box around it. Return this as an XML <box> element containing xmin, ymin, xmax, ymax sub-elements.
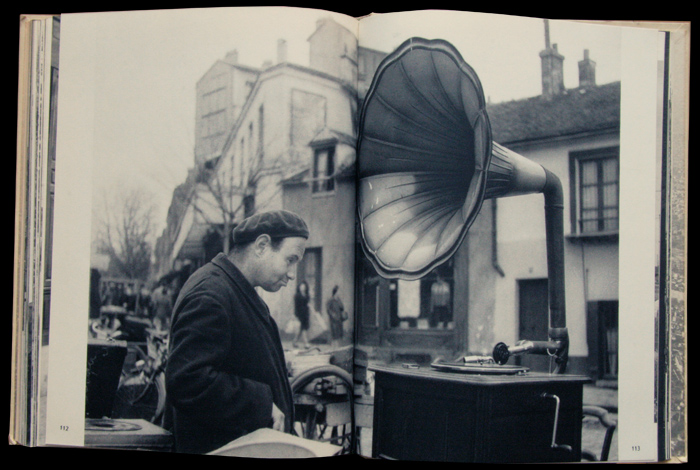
<box><xmin>59</xmin><ymin>425</ymin><xmax>69</xmax><ymax>431</ymax></box>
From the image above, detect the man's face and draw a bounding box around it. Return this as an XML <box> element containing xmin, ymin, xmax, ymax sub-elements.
<box><xmin>257</xmin><ymin>237</ymin><xmax>306</xmax><ymax>292</ymax></box>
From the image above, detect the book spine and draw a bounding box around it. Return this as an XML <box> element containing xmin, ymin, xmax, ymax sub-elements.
<box><xmin>11</xmin><ymin>14</ymin><xmax>56</xmax><ymax>448</ymax></box>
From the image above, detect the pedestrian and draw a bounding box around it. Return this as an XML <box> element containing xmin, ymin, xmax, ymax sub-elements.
<box><xmin>293</xmin><ymin>281</ymin><xmax>311</xmax><ymax>349</ymax></box>
<box><xmin>137</xmin><ymin>285</ymin><xmax>152</xmax><ymax>318</ymax></box>
<box><xmin>165</xmin><ymin>210</ymin><xmax>309</xmax><ymax>454</ymax></box>
<box><xmin>429</xmin><ymin>273</ymin><xmax>451</xmax><ymax>328</ymax></box>
<box><xmin>326</xmin><ymin>285</ymin><xmax>347</xmax><ymax>348</ymax></box>
<box><xmin>153</xmin><ymin>285</ymin><xmax>173</xmax><ymax>332</ymax></box>
<box><xmin>101</xmin><ymin>281</ymin><xmax>116</xmax><ymax>306</ymax></box>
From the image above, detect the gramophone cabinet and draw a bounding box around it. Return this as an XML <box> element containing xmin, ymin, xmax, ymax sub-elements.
<box><xmin>370</xmin><ymin>364</ymin><xmax>591</xmax><ymax>463</ymax></box>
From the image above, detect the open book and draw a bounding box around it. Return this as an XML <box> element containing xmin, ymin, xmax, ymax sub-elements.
<box><xmin>12</xmin><ymin>7</ymin><xmax>688</xmax><ymax>463</ymax></box>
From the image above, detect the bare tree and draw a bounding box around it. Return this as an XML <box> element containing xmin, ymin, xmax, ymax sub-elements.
<box><xmin>95</xmin><ymin>186</ymin><xmax>157</xmax><ymax>281</ymax></box>
<box><xmin>193</xmin><ymin>162</ymin><xmax>244</xmax><ymax>255</ymax></box>
<box><xmin>182</xmin><ymin>136</ymin><xmax>292</xmax><ymax>254</ymax></box>
<box><xmin>164</xmin><ymin>92</ymin><xmax>351</xmax><ymax>257</ymax></box>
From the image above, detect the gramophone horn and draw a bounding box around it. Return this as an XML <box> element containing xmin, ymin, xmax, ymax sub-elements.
<box><xmin>357</xmin><ymin>37</ymin><xmax>569</xmax><ymax>372</ymax></box>
<box><xmin>358</xmin><ymin>37</ymin><xmax>547</xmax><ymax>279</ymax></box>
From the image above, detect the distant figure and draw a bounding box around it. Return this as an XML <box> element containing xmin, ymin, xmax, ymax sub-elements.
<box><xmin>326</xmin><ymin>285</ymin><xmax>347</xmax><ymax>348</ymax></box>
<box><xmin>124</xmin><ymin>285</ymin><xmax>137</xmax><ymax>312</ymax></box>
<box><xmin>137</xmin><ymin>285</ymin><xmax>152</xmax><ymax>317</ymax></box>
<box><xmin>116</xmin><ymin>284</ymin><xmax>127</xmax><ymax>308</ymax></box>
<box><xmin>429</xmin><ymin>274</ymin><xmax>451</xmax><ymax>328</ymax></box>
<box><xmin>101</xmin><ymin>282</ymin><xmax>116</xmax><ymax>306</ymax></box>
<box><xmin>153</xmin><ymin>285</ymin><xmax>173</xmax><ymax>332</ymax></box>
<box><xmin>293</xmin><ymin>281</ymin><xmax>311</xmax><ymax>349</ymax></box>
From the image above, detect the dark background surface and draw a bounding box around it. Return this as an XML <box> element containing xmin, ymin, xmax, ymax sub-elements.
<box><xmin>8</xmin><ymin>2</ymin><xmax>688</xmax><ymax>466</ymax></box>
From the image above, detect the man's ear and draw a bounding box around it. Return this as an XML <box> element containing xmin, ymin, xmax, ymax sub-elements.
<box><xmin>253</xmin><ymin>234</ymin><xmax>272</xmax><ymax>256</ymax></box>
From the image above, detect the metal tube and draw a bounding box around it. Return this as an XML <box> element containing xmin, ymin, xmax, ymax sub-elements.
<box><xmin>543</xmin><ymin>169</ymin><xmax>569</xmax><ymax>372</ymax></box>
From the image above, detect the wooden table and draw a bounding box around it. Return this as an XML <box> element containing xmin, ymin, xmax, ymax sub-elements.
<box><xmin>370</xmin><ymin>364</ymin><xmax>591</xmax><ymax>463</ymax></box>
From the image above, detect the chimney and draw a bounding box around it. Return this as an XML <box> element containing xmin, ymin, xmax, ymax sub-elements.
<box><xmin>225</xmin><ymin>49</ymin><xmax>239</xmax><ymax>64</ymax></box>
<box><xmin>277</xmin><ymin>39</ymin><xmax>287</xmax><ymax>64</ymax></box>
<box><xmin>578</xmin><ymin>49</ymin><xmax>596</xmax><ymax>88</ymax></box>
<box><xmin>539</xmin><ymin>20</ymin><xmax>565</xmax><ymax>98</ymax></box>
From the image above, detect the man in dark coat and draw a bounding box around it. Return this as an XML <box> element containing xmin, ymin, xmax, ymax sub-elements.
<box><xmin>165</xmin><ymin>210</ymin><xmax>309</xmax><ymax>454</ymax></box>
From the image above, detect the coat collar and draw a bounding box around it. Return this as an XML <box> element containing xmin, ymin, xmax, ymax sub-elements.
<box><xmin>210</xmin><ymin>253</ymin><xmax>271</xmax><ymax>320</ymax></box>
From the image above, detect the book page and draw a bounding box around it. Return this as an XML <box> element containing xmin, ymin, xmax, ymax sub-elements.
<box><xmin>13</xmin><ymin>14</ymin><xmax>58</xmax><ymax>448</ymax></box>
<box><xmin>353</xmin><ymin>10</ymin><xmax>664</xmax><ymax>462</ymax></box>
<box><xmin>46</xmin><ymin>6</ymin><xmax>359</xmax><ymax>452</ymax></box>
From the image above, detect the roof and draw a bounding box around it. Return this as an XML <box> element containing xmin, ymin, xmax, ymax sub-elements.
<box><xmin>486</xmin><ymin>81</ymin><xmax>620</xmax><ymax>146</ymax></box>
<box><xmin>196</xmin><ymin>59</ymin><xmax>260</xmax><ymax>87</ymax></box>
<box><xmin>281</xmin><ymin>161</ymin><xmax>356</xmax><ymax>185</ymax></box>
<box><xmin>309</xmin><ymin>127</ymin><xmax>356</xmax><ymax>148</ymax></box>
<box><xmin>219</xmin><ymin>57</ymin><xmax>260</xmax><ymax>73</ymax></box>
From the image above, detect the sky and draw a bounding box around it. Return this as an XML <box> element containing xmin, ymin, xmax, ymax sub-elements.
<box><xmin>57</xmin><ymin>7</ymin><xmax>623</xmax><ymax>243</ymax></box>
<box><xmin>359</xmin><ymin>11</ymin><xmax>622</xmax><ymax>103</ymax></box>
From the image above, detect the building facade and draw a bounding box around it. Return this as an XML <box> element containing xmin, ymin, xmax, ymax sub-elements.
<box><xmin>154</xmin><ymin>17</ymin><xmax>385</xmax><ymax>332</ymax></box>
<box><xmin>488</xmin><ymin>60</ymin><xmax>620</xmax><ymax>379</ymax></box>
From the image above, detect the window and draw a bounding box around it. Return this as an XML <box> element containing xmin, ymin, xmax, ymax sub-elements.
<box><xmin>239</xmin><ymin>137</ymin><xmax>246</xmax><ymax>186</ymax></box>
<box><xmin>571</xmin><ymin>147</ymin><xmax>619</xmax><ymax>235</ymax></box>
<box><xmin>248</xmin><ymin>122</ymin><xmax>254</xmax><ymax>161</ymax></box>
<box><xmin>258</xmin><ymin>105</ymin><xmax>264</xmax><ymax>163</ymax></box>
<box><xmin>312</xmin><ymin>146</ymin><xmax>335</xmax><ymax>193</ymax></box>
<box><xmin>390</xmin><ymin>261</ymin><xmax>455</xmax><ymax>330</ymax></box>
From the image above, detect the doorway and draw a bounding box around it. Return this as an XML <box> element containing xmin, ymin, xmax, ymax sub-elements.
<box><xmin>518</xmin><ymin>278</ymin><xmax>551</xmax><ymax>372</ymax></box>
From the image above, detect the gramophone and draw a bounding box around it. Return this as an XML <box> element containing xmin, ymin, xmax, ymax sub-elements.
<box><xmin>357</xmin><ymin>37</ymin><xmax>568</xmax><ymax>374</ymax></box>
<box><xmin>360</xmin><ymin>37</ymin><xmax>590</xmax><ymax>463</ymax></box>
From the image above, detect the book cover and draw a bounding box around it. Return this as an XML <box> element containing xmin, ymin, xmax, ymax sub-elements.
<box><xmin>12</xmin><ymin>6</ymin><xmax>688</xmax><ymax>463</ymax></box>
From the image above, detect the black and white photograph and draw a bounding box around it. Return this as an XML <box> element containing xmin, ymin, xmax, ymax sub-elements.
<box><xmin>11</xmin><ymin>5</ymin><xmax>687</xmax><ymax>464</ymax></box>
<box><xmin>49</xmin><ymin>7</ymin><xmax>360</xmax><ymax>457</ymax></box>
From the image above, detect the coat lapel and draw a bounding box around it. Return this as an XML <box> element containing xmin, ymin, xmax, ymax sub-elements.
<box><xmin>209</xmin><ymin>253</ymin><xmax>295</xmax><ymax>426</ymax></box>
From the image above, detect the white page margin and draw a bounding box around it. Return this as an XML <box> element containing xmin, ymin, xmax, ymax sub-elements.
<box><xmin>44</xmin><ymin>13</ymin><xmax>97</xmax><ymax>446</ymax></box>
<box><xmin>617</xmin><ymin>26</ymin><xmax>662</xmax><ymax>462</ymax></box>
